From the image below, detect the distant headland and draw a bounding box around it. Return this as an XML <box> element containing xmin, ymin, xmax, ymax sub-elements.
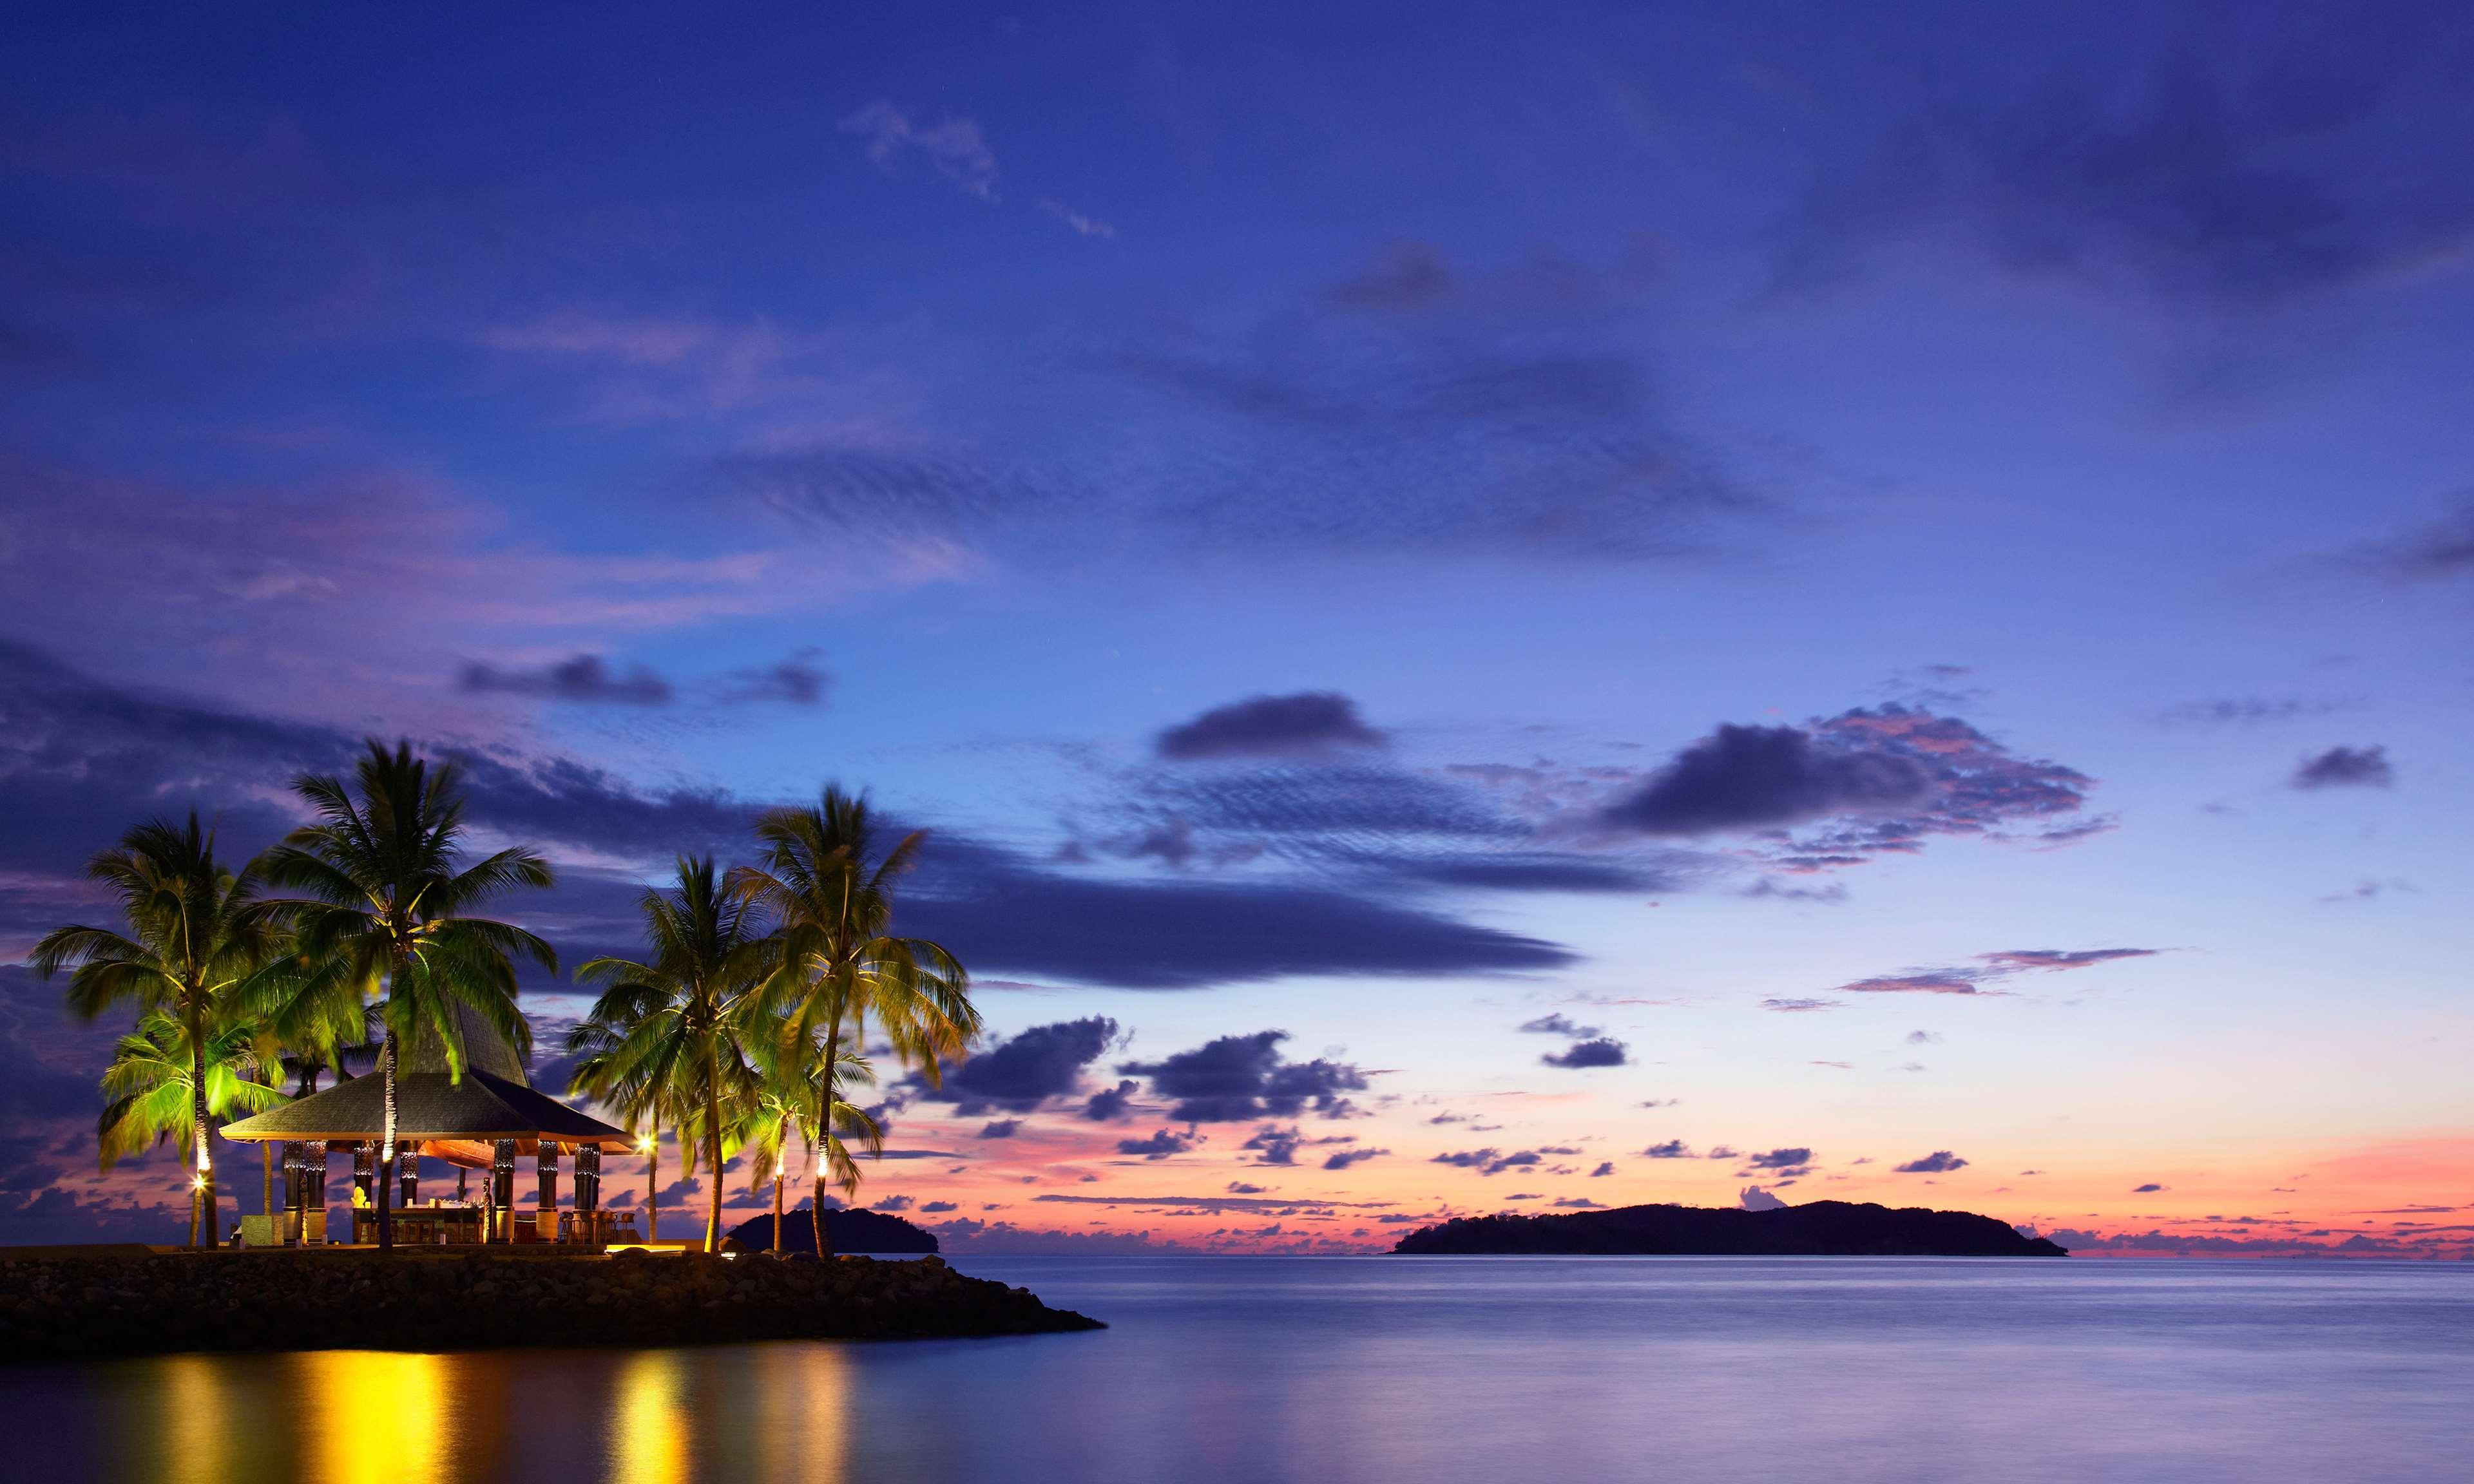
<box><xmin>1391</xmin><ymin>1200</ymin><xmax>2068</xmax><ymax>1257</ymax></box>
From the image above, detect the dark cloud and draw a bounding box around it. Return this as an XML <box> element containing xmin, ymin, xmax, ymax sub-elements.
<box><xmin>1082</xmin><ymin>1080</ymin><xmax>1139</xmax><ymax>1122</ymax></box>
<box><xmin>1761</xmin><ymin>996</ymin><xmax>1843</xmax><ymax>1012</ymax></box>
<box><xmin>1242</xmin><ymin>1126</ymin><xmax>1301</xmax><ymax>1166</ymax></box>
<box><xmin>1782</xmin><ymin>48</ymin><xmax>2474</xmax><ymax>304</ymax></box>
<box><xmin>1642</xmin><ymin>1140</ymin><xmax>1692</xmax><ymax>1159</ymax></box>
<box><xmin>1894</xmin><ymin>1150</ymin><xmax>1969</xmax><ymax>1174</ymax></box>
<box><xmin>1117</xmin><ymin>1031</ymin><xmax>1370</xmax><ymax>1123</ymax></box>
<box><xmin>1321</xmin><ymin>1147</ymin><xmax>1388</xmax><ymax>1172</ymax></box>
<box><xmin>0</xmin><ymin>640</ymin><xmax>1580</xmax><ymax>990</ymax></box>
<box><xmin>1225</xmin><ymin>1182</ymin><xmax>1267</xmax><ymax>1195</ymax></box>
<box><xmin>1738</xmin><ymin>1186</ymin><xmax>1787</xmax><ymax>1212</ymax></box>
<box><xmin>926</xmin><ymin>1017</ymin><xmax>1119</xmax><ymax>1116</ymax></box>
<box><xmin>1321</xmin><ymin>242</ymin><xmax>1457</xmax><ymax>312</ymax></box>
<box><xmin>1597</xmin><ymin>707</ymin><xmax>2091</xmax><ymax>868</ymax></box>
<box><xmin>1156</xmin><ymin>692</ymin><xmax>1388</xmax><ymax>762</ymax></box>
<box><xmin>1432</xmin><ymin>1148</ymin><xmax>1542</xmax><ymax>1177</ymax></box>
<box><xmin>1600</xmin><ymin>722</ymin><xmax>1932</xmax><ymax>835</ymax></box>
<box><xmin>1540</xmin><ymin>1037</ymin><xmax>1629</xmax><ymax>1069</ymax></box>
<box><xmin>2292</xmin><ymin>745</ymin><xmax>2393</xmax><ymax>789</ymax></box>
<box><xmin>721</xmin><ymin>650</ymin><xmax>829</xmax><ymax>706</ymax></box>
<box><xmin>1519</xmin><ymin>1013</ymin><xmax>1602</xmax><ymax>1037</ymax></box>
<box><xmin>1589</xmin><ymin>1162</ymin><xmax>1615</xmax><ymax>1177</ymax></box>
<box><xmin>1835</xmin><ymin>946</ymin><xmax>2160</xmax><ymax>996</ymax></box>
<box><xmin>1743</xmin><ymin>1148</ymin><xmax>1814</xmax><ymax>1172</ymax></box>
<box><xmin>459</xmin><ymin>654</ymin><xmax>674</xmax><ymax>706</ymax></box>
<box><xmin>919</xmin><ymin>1201</ymin><xmax>958</xmax><ymax>1213</ymax></box>
<box><xmin>1117</xmin><ymin>1129</ymin><xmax>1197</xmax><ymax>1160</ymax></box>
<box><xmin>2134</xmin><ymin>1183</ymin><xmax>2166</xmax><ymax>1193</ymax></box>
<box><xmin>977</xmin><ymin>1120</ymin><xmax>1022</xmax><ymax>1139</ymax></box>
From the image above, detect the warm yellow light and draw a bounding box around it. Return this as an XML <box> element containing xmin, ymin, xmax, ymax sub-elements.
<box><xmin>638</xmin><ymin>1136</ymin><xmax>656</xmax><ymax>1156</ymax></box>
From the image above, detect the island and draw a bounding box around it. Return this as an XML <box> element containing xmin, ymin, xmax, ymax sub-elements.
<box><xmin>0</xmin><ymin>1248</ymin><xmax>1102</xmax><ymax>1364</ymax></box>
<box><xmin>724</xmin><ymin>1208</ymin><xmax>939</xmax><ymax>1254</ymax></box>
<box><xmin>1390</xmin><ymin>1200</ymin><xmax>2068</xmax><ymax>1257</ymax></box>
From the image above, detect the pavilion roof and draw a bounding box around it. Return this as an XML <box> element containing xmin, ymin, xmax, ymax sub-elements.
<box><xmin>222</xmin><ymin>1068</ymin><xmax>631</xmax><ymax>1150</ymax></box>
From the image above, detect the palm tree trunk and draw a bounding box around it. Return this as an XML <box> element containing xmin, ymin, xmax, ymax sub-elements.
<box><xmin>704</xmin><ymin>1050</ymin><xmax>724</xmax><ymax>1254</ymax></box>
<box><xmin>814</xmin><ymin>1017</ymin><xmax>840</xmax><ymax>1261</ymax></box>
<box><xmin>646</xmin><ymin>1136</ymin><xmax>659</xmax><ymax>1241</ymax></box>
<box><xmin>376</xmin><ymin>1029</ymin><xmax>398</xmax><ymax>1252</ymax></box>
<box><xmin>191</xmin><ymin>1026</ymin><xmax>211</xmax><ymax>1248</ymax></box>
<box><xmin>772</xmin><ymin>1157</ymin><xmax>783</xmax><ymax>1252</ymax></box>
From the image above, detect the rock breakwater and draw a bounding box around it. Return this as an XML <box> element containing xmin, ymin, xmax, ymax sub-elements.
<box><xmin>0</xmin><ymin>1248</ymin><xmax>1102</xmax><ymax>1363</ymax></box>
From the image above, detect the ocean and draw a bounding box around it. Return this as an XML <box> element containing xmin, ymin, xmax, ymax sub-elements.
<box><xmin>1</xmin><ymin>1254</ymin><xmax>2466</xmax><ymax>1483</ymax></box>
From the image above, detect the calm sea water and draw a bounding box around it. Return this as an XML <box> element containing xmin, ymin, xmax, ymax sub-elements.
<box><xmin>2</xmin><ymin>1255</ymin><xmax>2468</xmax><ymax>1484</ymax></box>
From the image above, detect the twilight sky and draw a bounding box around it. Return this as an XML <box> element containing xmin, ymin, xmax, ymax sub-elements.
<box><xmin>3</xmin><ymin>1</ymin><xmax>2469</xmax><ymax>1255</ymax></box>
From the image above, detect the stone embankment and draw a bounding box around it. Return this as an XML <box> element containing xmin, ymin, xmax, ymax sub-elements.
<box><xmin>0</xmin><ymin>1248</ymin><xmax>1102</xmax><ymax>1363</ymax></box>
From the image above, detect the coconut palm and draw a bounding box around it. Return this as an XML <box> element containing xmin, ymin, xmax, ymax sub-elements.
<box><xmin>731</xmin><ymin>786</ymin><xmax>978</xmax><ymax>1256</ymax></box>
<box><xmin>259</xmin><ymin>740</ymin><xmax>556</xmax><ymax>1252</ymax></box>
<box><xmin>95</xmin><ymin>1010</ymin><xmax>285</xmax><ymax>1242</ymax></box>
<box><xmin>572</xmin><ymin>856</ymin><xmax>776</xmax><ymax>1253</ymax></box>
<box><xmin>565</xmin><ymin>999</ymin><xmax>687</xmax><ymax>1242</ymax></box>
<box><xmin>33</xmin><ymin>813</ymin><xmax>287</xmax><ymax>1246</ymax></box>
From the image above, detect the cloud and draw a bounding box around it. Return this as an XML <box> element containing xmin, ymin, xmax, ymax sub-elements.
<box><xmin>1833</xmin><ymin>946</ymin><xmax>2161</xmax><ymax>996</ymax></box>
<box><xmin>1642</xmin><ymin>1140</ymin><xmax>1692</xmax><ymax>1159</ymax></box>
<box><xmin>2133</xmin><ymin>1183</ymin><xmax>2166</xmax><ymax>1193</ymax></box>
<box><xmin>1432</xmin><ymin>1149</ymin><xmax>1542</xmax><ymax>1177</ymax></box>
<box><xmin>920</xmin><ymin>1201</ymin><xmax>958</xmax><ymax>1213</ymax></box>
<box><xmin>1743</xmin><ymin>1148</ymin><xmax>1814</xmax><ymax>1172</ymax></box>
<box><xmin>1540</xmin><ymin>1038</ymin><xmax>1629</xmax><ymax>1069</ymax></box>
<box><xmin>1598</xmin><ymin>722</ymin><xmax>1932</xmax><ymax>835</ymax></box>
<box><xmin>925</xmin><ymin>1017</ymin><xmax>1120</xmax><ymax>1115</ymax></box>
<box><xmin>1894</xmin><ymin>1150</ymin><xmax>1970</xmax><ymax>1174</ymax></box>
<box><xmin>1082</xmin><ymin>1080</ymin><xmax>1140</xmax><ymax>1122</ymax></box>
<box><xmin>1519</xmin><ymin>1013</ymin><xmax>1602</xmax><ymax>1038</ymax></box>
<box><xmin>841</xmin><ymin>101</ymin><xmax>998</xmax><ymax>202</ymax></box>
<box><xmin>1037</xmin><ymin>200</ymin><xmax>1115</xmax><ymax>238</ymax></box>
<box><xmin>1762</xmin><ymin>996</ymin><xmax>1843</xmax><ymax>1012</ymax></box>
<box><xmin>2292</xmin><ymin>745</ymin><xmax>2393</xmax><ymax>790</ymax></box>
<box><xmin>459</xmin><ymin>654</ymin><xmax>673</xmax><ymax>706</ymax></box>
<box><xmin>1597</xmin><ymin>707</ymin><xmax>2092</xmax><ymax>868</ymax></box>
<box><xmin>1225</xmin><ymin>1183</ymin><xmax>1266</xmax><ymax>1195</ymax></box>
<box><xmin>1590</xmin><ymin>1162</ymin><xmax>1615</xmax><ymax>1177</ymax></box>
<box><xmin>0</xmin><ymin>638</ymin><xmax>1579</xmax><ymax>989</ymax></box>
<box><xmin>1552</xmin><ymin>1197</ymin><xmax>1606</xmax><ymax>1209</ymax></box>
<box><xmin>1904</xmin><ymin>1031</ymin><xmax>1940</xmax><ymax>1044</ymax></box>
<box><xmin>1118</xmin><ymin>1031</ymin><xmax>1370</xmax><ymax>1123</ymax></box>
<box><xmin>2162</xmin><ymin>697</ymin><xmax>2348</xmax><ymax>726</ymax></box>
<box><xmin>1780</xmin><ymin>52</ymin><xmax>2474</xmax><ymax>304</ymax></box>
<box><xmin>1242</xmin><ymin>1127</ymin><xmax>1301</xmax><ymax>1166</ymax></box>
<box><xmin>720</xmin><ymin>649</ymin><xmax>829</xmax><ymax>706</ymax></box>
<box><xmin>1117</xmin><ymin>1129</ymin><xmax>1197</xmax><ymax>1160</ymax></box>
<box><xmin>977</xmin><ymin>1120</ymin><xmax>1022</xmax><ymax>1139</ymax></box>
<box><xmin>1739</xmin><ymin>1186</ymin><xmax>1787</xmax><ymax>1212</ymax></box>
<box><xmin>1322</xmin><ymin>1147</ymin><xmax>1388</xmax><ymax>1171</ymax></box>
<box><xmin>1156</xmin><ymin>692</ymin><xmax>1389</xmax><ymax>761</ymax></box>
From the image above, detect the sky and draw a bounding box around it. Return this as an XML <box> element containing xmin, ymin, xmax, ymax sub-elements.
<box><xmin>2</xmin><ymin>0</ymin><xmax>2469</xmax><ymax>1257</ymax></box>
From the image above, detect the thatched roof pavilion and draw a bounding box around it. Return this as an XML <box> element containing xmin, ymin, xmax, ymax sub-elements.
<box><xmin>222</xmin><ymin>1002</ymin><xmax>631</xmax><ymax>1162</ymax></box>
<box><xmin>221</xmin><ymin>1005</ymin><xmax>635</xmax><ymax>1244</ymax></box>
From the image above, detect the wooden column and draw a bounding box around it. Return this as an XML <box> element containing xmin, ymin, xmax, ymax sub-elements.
<box><xmin>536</xmin><ymin>1143</ymin><xmax>559</xmax><ymax>1239</ymax></box>
<box><xmin>490</xmin><ymin>1139</ymin><xmax>517</xmax><ymax>1240</ymax></box>
<box><xmin>398</xmin><ymin>1139</ymin><xmax>419</xmax><ymax>1206</ymax></box>
<box><xmin>575</xmin><ymin>1145</ymin><xmax>600</xmax><ymax>1216</ymax></box>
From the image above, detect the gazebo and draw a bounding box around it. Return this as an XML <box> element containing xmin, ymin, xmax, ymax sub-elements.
<box><xmin>223</xmin><ymin>1005</ymin><xmax>637</xmax><ymax>1246</ymax></box>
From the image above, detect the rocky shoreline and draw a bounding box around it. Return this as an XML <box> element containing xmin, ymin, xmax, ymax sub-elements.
<box><xmin>0</xmin><ymin>1248</ymin><xmax>1103</xmax><ymax>1364</ymax></box>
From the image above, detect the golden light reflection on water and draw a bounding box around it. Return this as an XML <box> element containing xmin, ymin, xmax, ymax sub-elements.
<box><xmin>608</xmin><ymin>1344</ymin><xmax>851</xmax><ymax>1484</ymax></box>
<box><xmin>298</xmin><ymin>1351</ymin><xmax>453</xmax><ymax>1483</ymax></box>
<box><xmin>101</xmin><ymin>1338</ymin><xmax>852</xmax><ymax>1484</ymax></box>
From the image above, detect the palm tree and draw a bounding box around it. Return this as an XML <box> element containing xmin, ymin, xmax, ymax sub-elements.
<box><xmin>747</xmin><ymin>1031</ymin><xmax>883</xmax><ymax>1253</ymax></box>
<box><xmin>731</xmin><ymin>786</ymin><xmax>978</xmax><ymax>1256</ymax></box>
<box><xmin>566</xmin><ymin>1000</ymin><xmax>687</xmax><ymax>1242</ymax></box>
<box><xmin>96</xmin><ymin>1010</ymin><xmax>285</xmax><ymax>1239</ymax></box>
<box><xmin>572</xmin><ymin>857</ymin><xmax>776</xmax><ymax>1253</ymax></box>
<box><xmin>260</xmin><ymin>741</ymin><xmax>556</xmax><ymax>1252</ymax></box>
<box><xmin>33</xmin><ymin>814</ymin><xmax>287</xmax><ymax>1246</ymax></box>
